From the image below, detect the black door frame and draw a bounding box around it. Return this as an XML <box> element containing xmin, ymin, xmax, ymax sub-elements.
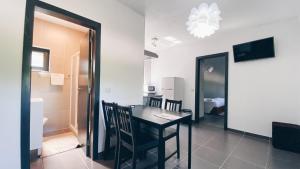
<box><xmin>21</xmin><ymin>1</ymin><xmax>101</xmax><ymax>169</ymax></box>
<box><xmin>195</xmin><ymin>52</ymin><xmax>228</xmax><ymax>129</ymax></box>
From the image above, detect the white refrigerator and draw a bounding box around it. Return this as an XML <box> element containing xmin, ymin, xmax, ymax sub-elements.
<box><xmin>161</xmin><ymin>77</ymin><xmax>184</xmax><ymax>101</ymax></box>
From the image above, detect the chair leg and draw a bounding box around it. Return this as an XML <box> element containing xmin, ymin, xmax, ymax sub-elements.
<box><xmin>104</xmin><ymin>129</ymin><xmax>110</xmax><ymax>159</ymax></box>
<box><xmin>176</xmin><ymin>124</ymin><xmax>180</xmax><ymax>159</ymax></box>
<box><xmin>116</xmin><ymin>142</ymin><xmax>121</xmax><ymax>169</ymax></box>
<box><xmin>132</xmin><ymin>151</ymin><xmax>137</xmax><ymax>169</ymax></box>
<box><xmin>114</xmin><ymin>140</ymin><xmax>119</xmax><ymax>169</ymax></box>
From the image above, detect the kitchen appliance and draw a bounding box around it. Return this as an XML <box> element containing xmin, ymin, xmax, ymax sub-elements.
<box><xmin>161</xmin><ymin>77</ymin><xmax>184</xmax><ymax>101</ymax></box>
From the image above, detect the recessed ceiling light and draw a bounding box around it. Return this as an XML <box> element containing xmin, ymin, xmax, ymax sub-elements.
<box><xmin>164</xmin><ymin>36</ymin><xmax>183</xmax><ymax>45</ymax></box>
<box><xmin>164</xmin><ymin>36</ymin><xmax>177</xmax><ymax>42</ymax></box>
<box><xmin>173</xmin><ymin>40</ymin><xmax>182</xmax><ymax>44</ymax></box>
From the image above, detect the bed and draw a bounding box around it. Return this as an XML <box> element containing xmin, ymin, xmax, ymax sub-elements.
<box><xmin>204</xmin><ymin>98</ymin><xmax>225</xmax><ymax>115</ymax></box>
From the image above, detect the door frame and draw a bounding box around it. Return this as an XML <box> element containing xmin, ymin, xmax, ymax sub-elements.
<box><xmin>21</xmin><ymin>1</ymin><xmax>101</xmax><ymax>169</ymax></box>
<box><xmin>195</xmin><ymin>52</ymin><xmax>229</xmax><ymax>129</ymax></box>
<box><xmin>70</xmin><ymin>52</ymin><xmax>80</xmax><ymax>134</ymax></box>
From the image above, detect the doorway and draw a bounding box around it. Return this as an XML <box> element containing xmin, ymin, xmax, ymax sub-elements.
<box><xmin>21</xmin><ymin>1</ymin><xmax>101</xmax><ymax>169</ymax></box>
<box><xmin>195</xmin><ymin>52</ymin><xmax>228</xmax><ymax>129</ymax></box>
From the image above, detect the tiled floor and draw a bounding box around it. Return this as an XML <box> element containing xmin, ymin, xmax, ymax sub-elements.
<box><xmin>202</xmin><ymin>114</ymin><xmax>224</xmax><ymax>129</ymax></box>
<box><xmin>31</xmin><ymin>122</ymin><xmax>300</xmax><ymax>169</ymax></box>
<box><xmin>42</xmin><ymin>132</ymin><xmax>80</xmax><ymax>157</ymax></box>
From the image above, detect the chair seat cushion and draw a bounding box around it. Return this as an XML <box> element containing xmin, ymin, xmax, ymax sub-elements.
<box><xmin>121</xmin><ymin>132</ymin><xmax>159</xmax><ymax>152</ymax></box>
<box><xmin>145</xmin><ymin>126</ymin><xmax>178</xmax><ymax>140</ymax></box>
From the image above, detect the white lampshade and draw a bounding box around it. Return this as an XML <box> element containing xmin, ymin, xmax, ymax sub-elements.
<box><xmin>186</xmin><ymin>3</ymin><xmax>222</xmax><ymax>38</ymax></box>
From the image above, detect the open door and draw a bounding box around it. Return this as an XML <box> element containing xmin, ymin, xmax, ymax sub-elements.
<box><xmin>195</xmin><ymin>52</ymin><xmax>229</xmax><ymax>129</ymax></box>
<box><xmin>77</xmin><ymin>30</ymin><xmax>95</xmax><ymax>156</ymax></box>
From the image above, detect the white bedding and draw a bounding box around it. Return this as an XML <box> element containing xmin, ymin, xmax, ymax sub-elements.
<box><xmin>204</xmin><ymin>98</ymin><xmax>225</xmax><ymax>114</ymax></box>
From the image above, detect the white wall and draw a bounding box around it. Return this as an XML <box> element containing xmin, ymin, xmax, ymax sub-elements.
<box><xmin>151</xmin><ymin>18</ymin><xmax>300</xmax><ymax>137</ymax></box>
<box><xmin>0</xmin><ymin>0</ymin><xmax>144</xmax><ymax>169</ymax></box>
<box><xmin>144</xmin><ymin>59</ymin><xmax>152</xmax><ymax>85</ymax></box>
<box><xmin>0</xmin><ymin>1</ymin><xmax>26</xmax><ymax>169</ymax></box>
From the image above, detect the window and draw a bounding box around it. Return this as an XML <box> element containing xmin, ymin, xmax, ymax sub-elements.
<box><xmin>31</xmin><ymin>47</ymin><xmax>50</xmax><ymax>71</ymax></box>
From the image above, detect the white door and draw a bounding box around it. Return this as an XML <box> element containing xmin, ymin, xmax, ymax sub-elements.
<box><xmin>70</xmin><ymin>52</ymin><xmax>80</xmax><ymax>134</ymax></box>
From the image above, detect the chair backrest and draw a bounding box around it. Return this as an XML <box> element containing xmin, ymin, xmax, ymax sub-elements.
<box><xmin>164</xmin><ymin>99</ymin><xmax>182</xmax><ymax>112</ymax></box>
<box><xmin>149</xmin><ymin>97</ymin><xmax>163</xmax><ymax>108</ymax></box>
<box><xmin>102</xmin><ymin>100</ymin><xmax>117</xmax><ymax>128</ymax></box>
<box><xmin>114</xmin><ymin>105</ymin><xmax>135</xmax><ymax>145</ymax></box>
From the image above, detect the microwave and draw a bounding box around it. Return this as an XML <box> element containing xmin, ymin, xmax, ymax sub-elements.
<box><xmin>148</xmin><ymin>86</ymin><xmax>155</xmax><ymax>92</ymax></box>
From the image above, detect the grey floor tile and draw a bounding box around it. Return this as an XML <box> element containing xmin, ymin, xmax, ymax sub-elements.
<box><xmin>187</xmin><ymin>124</ymin><xmax>221</xmax><ymax>139</ymax></box>
<box><xmin>166</xmin><ymin>139</ymin><xmax>201</xmax><ymax>157</ymax></box>
<box><xmin>202</xmin><ymin>114</ymin><xmax>225</xmax><ymax>129</ymax></box>
<box><xmin>172</xmin><ymin>156</ymin><xmax>219</xmax><ymax>169</ymax></box>
<box><xmin>193</xmin><ymin>146</ymin><xmax>228</xmax><ymax>166</ymax></box>
<box><xmin>268</xmin><ymin>146</ymin><xmax>300</xmax><ymax>163</ymax></box>
<box><xmin>267</xmin><ymin>158</ymin><xmax>300</xmax><ymax>169</ymax></box>
<box><xmin>43</xmin><ymin>149</ymin><xmax>90</xmax><ymax>169</ymax></box>
<box><xmin>179</xmin><ymin>125</ymin><xmax>214</xmax><ymax>146</ymax></box>
<box><xmin>205</xmin><ymin>131</ymin><xmax>242</xmax><ymax>154</ymax></box>
<box><xmin>232</xmin><ymin>135</ymin><xmax>269</xmax><ymax>167</ymax></box>
<box><xmin>121</xmin><ymin>151</ymin><xmax>159</xmax><ymax>169</ymax></box>
<box><xmin>221</xmin><ymin>156</ymin><xmax>265</xmax><ymax>169</ymax></box>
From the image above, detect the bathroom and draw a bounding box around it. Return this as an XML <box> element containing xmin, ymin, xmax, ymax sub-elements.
<box><xmin>30</xmin><ymin>11</ymin><xmax>90</xmax><ymax>159</ymax></box>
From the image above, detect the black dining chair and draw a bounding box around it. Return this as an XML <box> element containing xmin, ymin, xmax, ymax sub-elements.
<box><xmin>164</xmin><ymin>99</ymin><xmax>182</xmax><ymax>159</ymax></box>
<box><xmin>114</xmin><ymin>105</ymin><xmax>159</xmax><ymax>169</ymax></box>
<box><xmin>165</xmin><ymin>99</ymin><xmax>182</xmax><ymax>112</ymax></box>
<box><xmin>142</xmin><ymin>97</ymin><xmax>163</xmax><ymax>145</ymax></box>
<box><xmin>149</xmin><ymin>97</ymin><xmax>163</xmax><ymax>108</ymax></box>
<box><xmin>102</xmin><ymin>100</ymin><xmax>118</xmax><ymax>160</ymax></box>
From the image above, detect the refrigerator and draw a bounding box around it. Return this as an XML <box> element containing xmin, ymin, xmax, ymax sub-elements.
<box><xmin>161</xmin><ymin>77</ymin><xmax>184</xmax><ymax>101</ymax></box>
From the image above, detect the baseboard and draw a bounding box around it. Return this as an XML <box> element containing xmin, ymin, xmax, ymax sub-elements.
<box><xmin>228</xmin><ymin>128</ymin><xmax>270</xmax><ymax>140</ymax></box>
<box><xmin>69</xmin><ymin>124</ymin><xmax>78</xmax><ymax>136</ymax></box>
<box><xmin>43</xmin><ymin>128</ymin><xmax>71</xmax><ymax>137</ymax></box>
<box><xmin>227</xmin><ymin>128</ymin><xmax>244</xmax><ymax>134</ymax></box>
<box><xmin>193</xmin><ymin>116</ymin><xmax>205</xmax><ymax>123</ymax></box>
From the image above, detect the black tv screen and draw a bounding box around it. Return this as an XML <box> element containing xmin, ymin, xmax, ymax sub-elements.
<box><xmin>233</xmin><ymin>37</ymin><xmax>275</xmax><ymax>62</ymax></box>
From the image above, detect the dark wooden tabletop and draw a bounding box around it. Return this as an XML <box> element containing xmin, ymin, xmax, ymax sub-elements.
<box><xmin>131</xmin><ymin>105</ymin><xmax>192</xmax><ymax>128</ymax></box>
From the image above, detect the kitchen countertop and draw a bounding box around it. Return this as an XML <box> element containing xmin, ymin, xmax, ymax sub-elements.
<box><xmin>143</xmin><ymin>94</ymin><xmax>163</xmax><ymax>98</ymax></box>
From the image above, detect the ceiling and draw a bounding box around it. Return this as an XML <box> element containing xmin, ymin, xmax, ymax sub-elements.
<box><xmin>116</xmin><ymin>0</ymin><xmax>300</xmax><ymax>52</ymax></box>
<box><xmin>35</xmin><ymin>11</ymin><xmax>89</xmax><ymax>33</ymax></box>
<box><xmin>117</xmin><ymin>0</ymin><xmax>145</xmax><ymax>15</ymax></box>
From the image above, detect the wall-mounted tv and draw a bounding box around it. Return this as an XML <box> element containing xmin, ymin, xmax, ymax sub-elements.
<box><xmin>233</xmin><ymin>37</ymin><xmax>275</xmax><ymax>62</ymax></box>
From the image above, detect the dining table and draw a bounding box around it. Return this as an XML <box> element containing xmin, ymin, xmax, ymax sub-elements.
<box><xmin>131</xmin><ymin>105</ymin><xmax>192</xmax><ymax>169</ymax></box>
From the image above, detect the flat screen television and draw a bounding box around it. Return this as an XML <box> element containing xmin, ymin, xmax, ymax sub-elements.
<box><xmin>233</xmin><ymin>37</ymin><xmax>275</xmax><ymax>62</ymax></box>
